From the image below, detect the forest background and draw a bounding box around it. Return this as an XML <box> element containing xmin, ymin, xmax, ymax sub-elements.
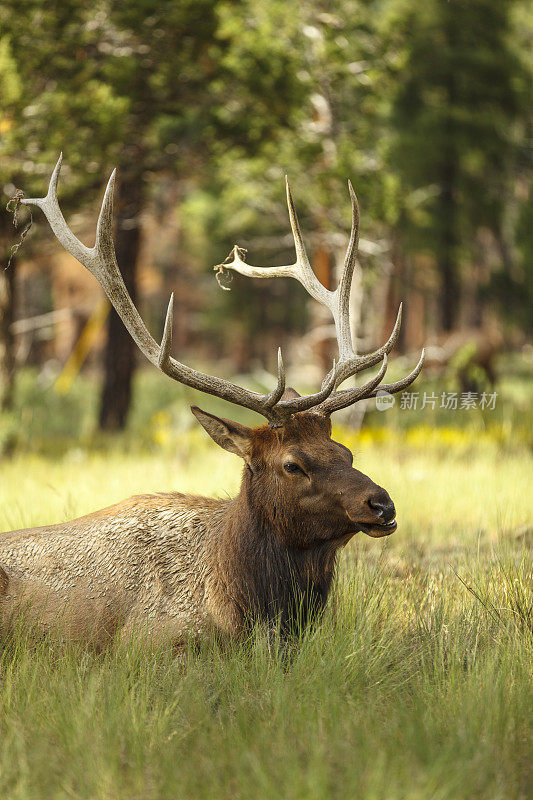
<box><xmin>0</xmin><ymin>0</ymin><xmax>531</xmax><ymax>442</ymax></box>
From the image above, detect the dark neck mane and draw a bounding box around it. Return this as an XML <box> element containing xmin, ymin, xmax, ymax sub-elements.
<box><xmin>218</xmin><ymin>472</ymin><xmax>342</xmax><ymax>632</ymax></box>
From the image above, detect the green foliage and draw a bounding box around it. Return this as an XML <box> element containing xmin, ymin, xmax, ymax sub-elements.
<box><xmin>383</xmin><ymin>0</ymin><xmax>523</xmax><ymax>220</ymax></box>
<box><xmin>0</xmin><ymin>38</ymin><xmax>21</xmax><ymax>108</ymax></box>
<box><xmin>0</xmin><ymin>0</ymin><xmax>532</xmax><ymax>418</ymax></box>
<box><xmin>0</xmin><ymin>0</ymin><xmax>313</xmax><ymax>192</ymax></box>
<box><xmin>380</xmin><ymin>0</ymin><xmax>530</xmax><ymax>327</ymax></box>
<box><xmin>0</xmin><ymin>1</ymin><xmax>124</xmax><ymax>194</ymax></box>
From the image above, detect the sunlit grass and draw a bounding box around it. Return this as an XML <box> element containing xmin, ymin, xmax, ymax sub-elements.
<box><xmin>1</xmin><ymin>426</ymin><xmax>531</xmax><ymax>547</ymax></box>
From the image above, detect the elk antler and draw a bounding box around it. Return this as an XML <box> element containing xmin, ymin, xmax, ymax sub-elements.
<box><xmin>20</xmin><ymin>155</ymin><xmax>339</xmax><ymax>426</ymax></box>
<box><xmin>217</xmin><ymin>178</ymin><xmax>425</xmax><ymax>415</ymax></box>
<box><xmin>22</xmin><ymin>157</ymin><xmax>423</xmax><ymax>424</ymax></box>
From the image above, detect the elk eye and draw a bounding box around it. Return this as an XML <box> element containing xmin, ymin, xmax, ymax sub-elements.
<box><xmin>284</xmin><ymin>461</ymin><xmax>304</xmax><ymax>475</ymax></box>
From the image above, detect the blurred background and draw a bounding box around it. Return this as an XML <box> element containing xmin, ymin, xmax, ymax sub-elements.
<box><xmin>0</xmin><ymin>0</ymin><xmax>532</xmax><ymax>455</ymax></box>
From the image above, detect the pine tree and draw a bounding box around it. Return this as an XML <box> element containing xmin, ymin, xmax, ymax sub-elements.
<box><xmin>383</xmin><ymin>0</ymin><xmax>525</xmax><ymax>331</ymax></box>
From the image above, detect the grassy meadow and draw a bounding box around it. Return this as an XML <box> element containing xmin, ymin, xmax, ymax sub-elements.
<box><xmin>0</xmin><ymin>364</ymin><xmax>532</xmax><ymax>799</ymax></box>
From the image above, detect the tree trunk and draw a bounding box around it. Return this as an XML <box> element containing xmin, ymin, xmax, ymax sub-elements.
<box><xmin>440</xmin><ymin>16</ymin><xmax>459</xmax><ymax>333</ymax></box>
<box><xmin>439</xmin><ymin>153</ymin><xmax>459</xmax><ymax>332</ymax></box>
<box><xmin>98</xmin><ymin>173</ymin><xmax>143</xmax><ymax>431</ymax></box>
<box><xmin>0</xmin><ymin>215</ymin><xmax>17</xmax><ymax>412</ymax></box>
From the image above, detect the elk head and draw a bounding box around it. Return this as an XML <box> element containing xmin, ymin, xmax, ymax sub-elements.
<box><xmin>21</xmin><ymin>157</ymin><xmax>424</xmax><ymax>544</ymax></box>
<box><xmin>192</xmin><ymin>406</ymin><xmax>396</xmax><ymax>546</ymax></box>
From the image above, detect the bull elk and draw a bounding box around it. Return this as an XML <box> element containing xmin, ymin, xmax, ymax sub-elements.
<box><xmin>0</xmin><ymin>157</ymin><xmax>424</xmax><ymax>648</ymax></box>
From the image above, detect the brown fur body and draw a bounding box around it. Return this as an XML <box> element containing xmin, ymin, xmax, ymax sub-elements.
<box><xmin>0</xmin><ymin>413</ymin><xmax>395</xmax><ymax>647</ymax></box>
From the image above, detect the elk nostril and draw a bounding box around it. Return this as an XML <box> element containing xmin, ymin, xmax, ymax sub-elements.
<box><xmin>368</xmin><ymin>497</ymin><xmax>396</xmax><ymax>523</ymax></box>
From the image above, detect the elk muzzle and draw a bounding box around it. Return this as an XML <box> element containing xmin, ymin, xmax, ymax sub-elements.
<box><xmin>338</xmin><ymin>469</ymin><xmax>397</xmax><ymax>538</ymax></box>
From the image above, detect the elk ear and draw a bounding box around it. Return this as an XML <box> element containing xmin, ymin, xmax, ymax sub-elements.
<box><xmin>190</xmin><ymin>406</ymin><xmax>253</xmax><ymax>460</ymax></box>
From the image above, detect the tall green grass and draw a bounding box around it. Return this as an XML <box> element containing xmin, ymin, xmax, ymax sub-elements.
<box><xmin>0</xmin><ymin>551</ymin><xmax>531</xmax><ymax>799</ymax></box>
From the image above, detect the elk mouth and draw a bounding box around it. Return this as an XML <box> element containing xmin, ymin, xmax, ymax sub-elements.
<box><xmin>345</xmin><ymin>512</ymin><xmax>397</xmax><ymax>537</ymax></box>
<box><xmin>357</xmin><ymin>519</ymin><xmax>397</xmax><ymax>537</ymax></box>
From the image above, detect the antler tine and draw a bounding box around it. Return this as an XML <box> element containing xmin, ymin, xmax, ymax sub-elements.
<box><xmin>332</xmin><ymin>303</ymin><xmax>403</xmax><ymax>388</ymax></box>
<box><xmin>158</xmin><ymin>294</ymin><xmax>174</xmax><ymax>371</ymax></box>
<box><xmin>265</xmin><ymin>348</ymin><xmax>286</xmax><ymax>408</ymax></box>
<box><xmin>214</xmin><ymin>179</ymin><xmax>331</xmax><ymax>308</ymax></box>
<box><xmin>21</xmin><ymin>153</ymin><xmax>94</xmax><ymax>267</ymax></box>
<box><xmin>280</xmin><ymin>360</ymin><xmax>337</xmax><ymax>414</ymax></box>
<box><xmin>285</xmin><ymin>176</ymin><xmax>308</xmax><ymax>267</ymax></box>
<box><xmin>284</xmin><ymin>176</ymin><xmax>328</xmax><ymax>302</ymax></box>
<box><xmin>318</xmin><ymin>355</ymin><xmax>388</xmax><ymax>415</ymax></box>
<box><xmin>366</xmin><ymin>349</ymin><xmax>425</xmax><ymax>398</ymax></box>
<box><xmin>334</xmin><ymin>180</ymin><xmax>360</xmax><ymax>362</ymax></box>
<box><xmin>95</xmin><ymin>168</ymin><xmax>117</xmax><ymax>261</ymax></box>
<box><xmin>48</xmin><ymin>150</ymin><xmax>63</xmax><ymax>197</ymax></box>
